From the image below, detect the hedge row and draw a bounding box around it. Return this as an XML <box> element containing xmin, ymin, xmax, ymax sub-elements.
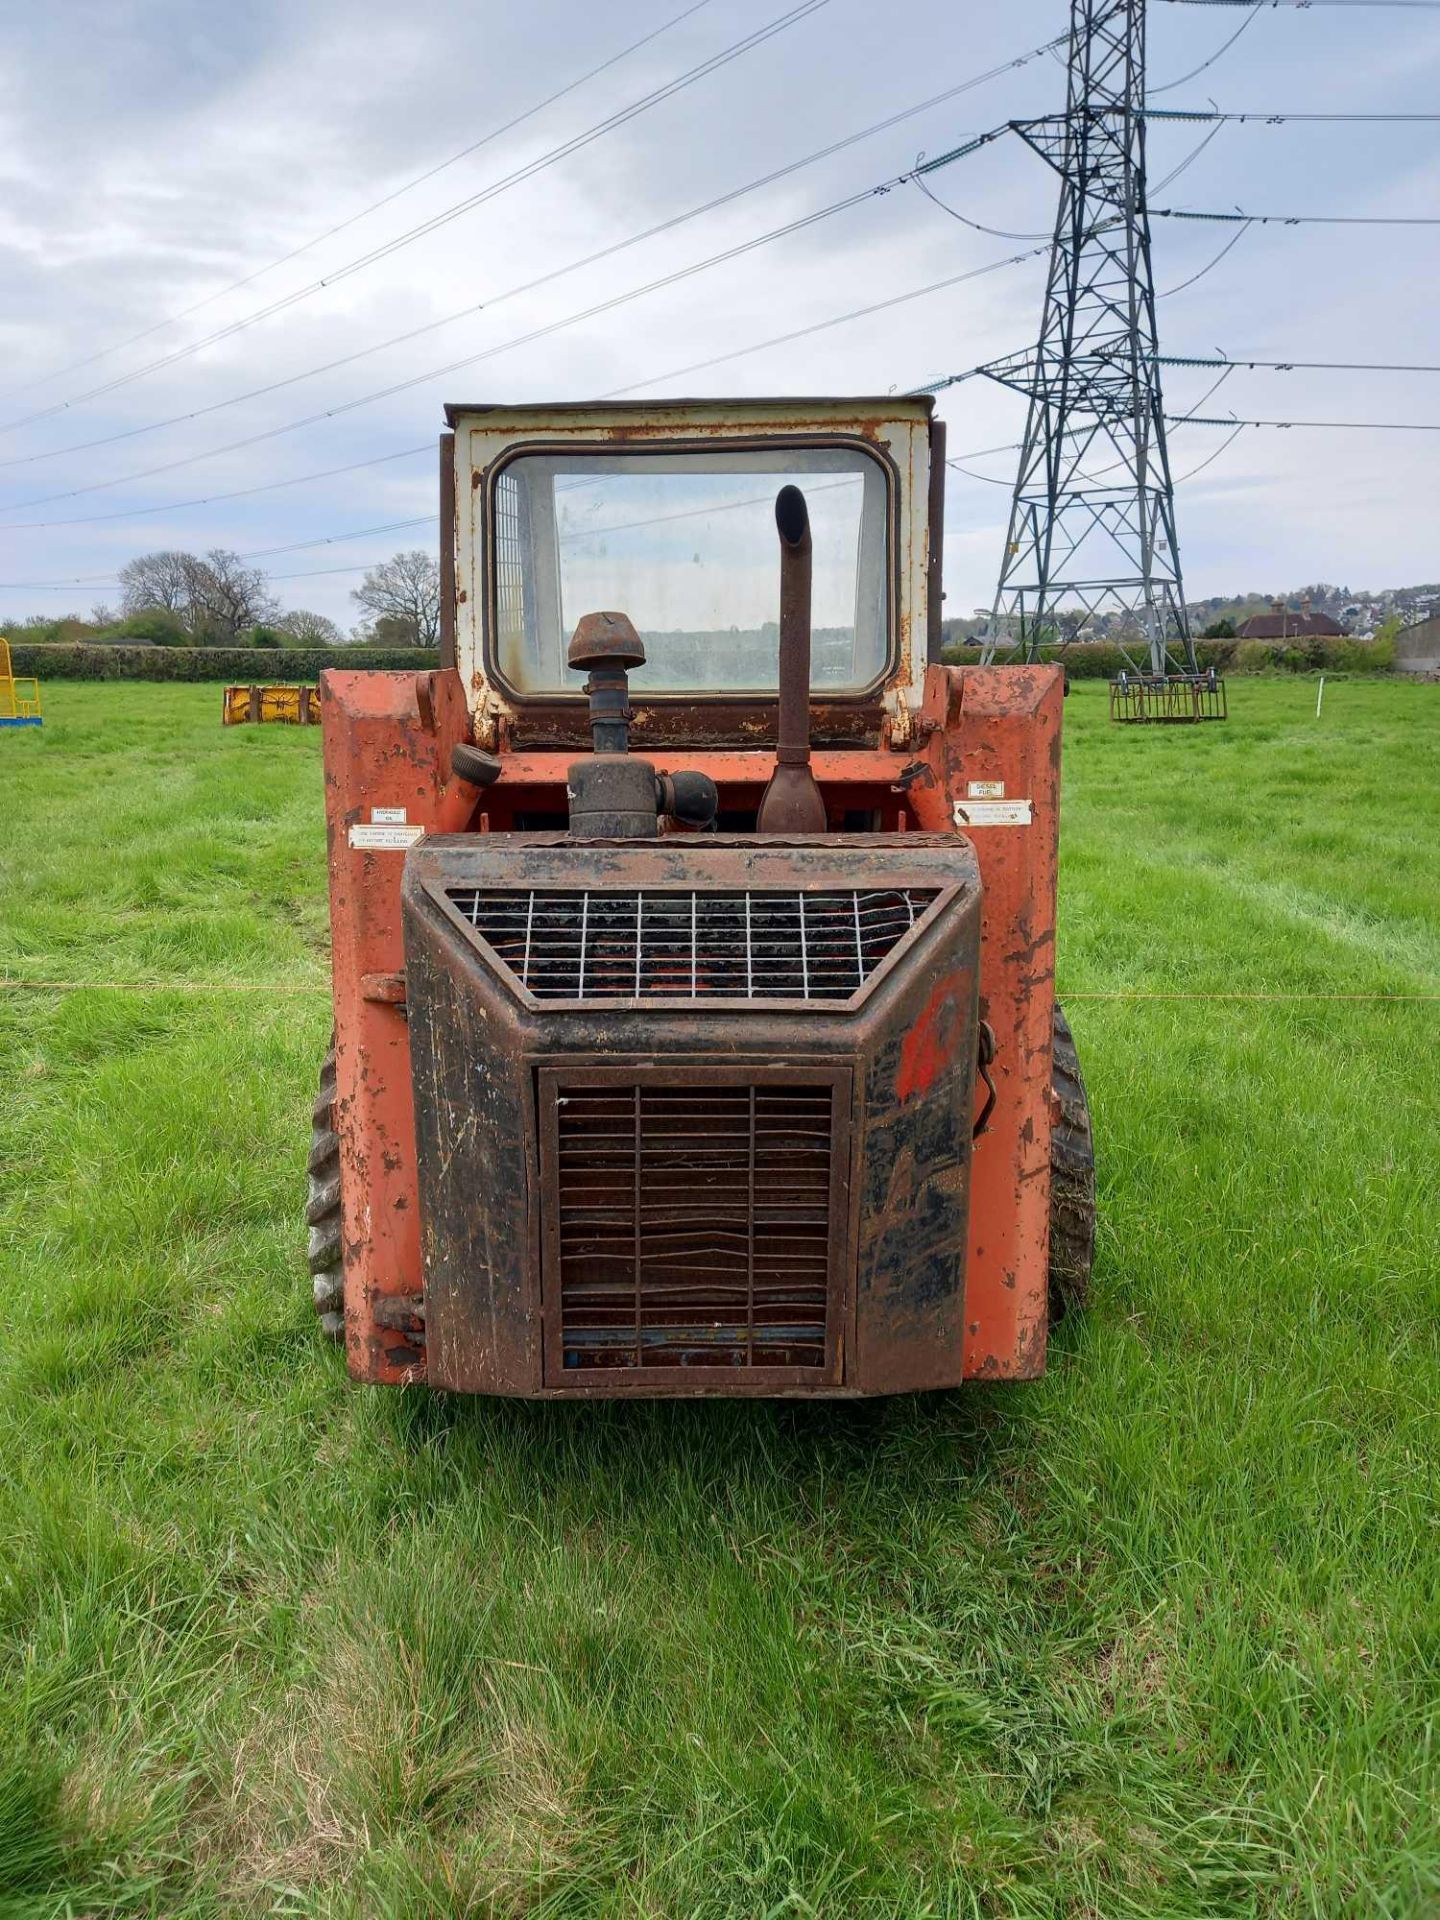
<box><xmin>938</xmin><ymin>635</ymin><xmax>1395</xmax><ymax>677</ymax></box>
<box><xmin>16</xmin><ymin>634</ymin><xmax>1396</xmax><ymax>685</ymax></box>
<box><xmin>10</xmin><ymin>643</ymin><xmax>441</xmax><ymax>682</ymax></box>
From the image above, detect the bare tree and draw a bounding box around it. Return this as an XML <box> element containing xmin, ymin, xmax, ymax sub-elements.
<box><xmin>274</xmin><ymin>607</ymin><xmax>342</xmax><ymax>645</ymax></box>
<box><xmin>116</xmin><ymin>546</ymin><xmax>276</xmax><ymax>642</ymax></box>
<box><xmin>119</xmin><ymin>551</ymin><xmax>192</xmax><ymax>616</ymax></box>
<box><xmin>351</xmin><ymin>550</ymin><xmax>440</xmax><ymax>647</ymax></box>
<box><xmin>183</xmin><ymin>549</ymin><xmax>277</xmax><ymax>643</ymax></box>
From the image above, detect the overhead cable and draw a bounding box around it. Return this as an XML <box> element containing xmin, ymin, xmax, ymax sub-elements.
<box><xmin>1149</xmin><ymin>121</ymin><xmax>1225</xmax><ymax>193</ymax></box>
<box><xmin>2</xmin><ymin>557</ymin><xmax>409</xmax><ymax>593</ymax></box>
<box><xmin>0</xmin><ymin>142</ymin><xmax>1037</xmax><ymax>515</ymax></box>
<box><xmin>0</xmin><ymin>445</ymin><xmax>434</xmax><ymax>533</ymax></box>
<box><xmin>1145</xmin><ymin>106</ymin><xmax>1440</xmax><ymax>121</ymax></box>
<box><xmin>909</xmin><ymin>174</ymin><xmax>1050</xmax><ymax>240</ymax></box>
<box><xmin>1155</xmin><ymin>1</ymin><xmax>1440</xmax><ymax>10</ymax></box>
<box><xmin>0</xmin><ymin>0</ymin><xmax>830</xmax><ymax>436</ymax></box>
<box><xmin>1156</xmin><ymin>205</ymin><xmax>1440</xmax><ymax>224</ymax></box>
<box><xmin>602</xmin><ymin>245</ymin><xmax>1049</xmax><ymax>395</ymax></box>
<box><xmin>1172</xmin><ymin>413</ymin><xmax>1440</xmax><ymax>428</ymax></box>
<box><xmin>1171</xmin><ymin>421</ymin><xmax>1249</xmax><ymax>482</ymax></box>
<box><xmin>1162</xmin><ymin>352</ymin><xmax>1440</xmax><ymax>372</ymax></box>
<box><xmin>1156</xmin><ymin>220</ymin><xmax>1254</xmax><ymax>295</ymax></box>
<box><xmin>0</xmin><ymin>514</ymin><xmax>440</xmax><ymax>590</ymax></box>
<box><xmin>1148</xmin><ymin>3</ymin><xmax>1266</xmax><ymax>93</ymax></box>
<box><xmin>948</xmin><ymin>442</ymin><xmax>1023</xmax><ymax>462</ymax></box>
<box><xmin>0</xmin><ymin>38</ymin><xmax>1067</xmax><ymax>468</ymax></box>
<box><xmin>240</xmin><ymin>515</ymin><xmax>437</xmax><ymax>562</ymax></box>
<box><xmin>0</xmin><ymin>0</ymin><xmax>719</xmax><ymax>403</ymax></box>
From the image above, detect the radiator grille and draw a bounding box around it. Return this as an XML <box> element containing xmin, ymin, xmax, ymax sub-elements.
<box><xmin>549</xmin><ymin>1082</ymin><xmax>836</xmax><ymax>1372</ymax></box>
<box><xmin>449</xmin><ymin>888</ymin><xmax>938</xmax><ymax>1002</ymax></box>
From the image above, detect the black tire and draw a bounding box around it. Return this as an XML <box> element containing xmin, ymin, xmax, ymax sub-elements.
<box><xmin>1049</xmin><ymin>1004</ymin><xmax>1096</xmax><ymax>1323</ymax></box>
<box><xmin>307</xmin><ymin>1038</ymin><xmax>345</xmax><ymax>1341</ymax></box>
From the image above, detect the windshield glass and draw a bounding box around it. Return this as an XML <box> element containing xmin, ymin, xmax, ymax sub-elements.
<box><xmin>489</xmin><ymin>445</ymin><xmax>889</xmax><ymax>695</ymax></box>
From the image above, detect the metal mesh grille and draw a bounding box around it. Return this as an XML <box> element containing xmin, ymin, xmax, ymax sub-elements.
<box><xmin>552</xmin><ymin>1082</ymin><xmax>834</xmax><ymax>1371</ymax></box>
<box><xmin>448</xmin><ymin>888</ymin><xmax>938</xmax><ymax>1002</ymax></box>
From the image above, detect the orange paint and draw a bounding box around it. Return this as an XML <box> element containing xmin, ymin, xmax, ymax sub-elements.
<box><xmin>897</xmin><ymin>974</ymin><xmax>964</xmax><ymax>1103</ymax></box>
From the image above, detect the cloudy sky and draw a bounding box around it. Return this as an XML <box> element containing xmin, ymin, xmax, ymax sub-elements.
<box><xmin>0</xmin><ymin>0</ymin><xmax>1436</xmax><ymax>631</ymax></box>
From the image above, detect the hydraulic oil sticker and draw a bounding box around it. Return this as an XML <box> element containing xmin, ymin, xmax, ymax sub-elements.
<box><xmin>348</xmin><ymin>815</ymin><xmax>425</xmax><ymax>850</ymax></box>
<box><xmin>953</xmin><ymin>798</ymin><xmax>1033</xmax><ymax>827</ymax></box>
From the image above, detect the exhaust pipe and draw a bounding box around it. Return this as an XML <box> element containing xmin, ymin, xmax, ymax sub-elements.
<box><xmin>757</xmin><ymin>485</ymin><xmax>826</xmax><ymax>835</ymax></box>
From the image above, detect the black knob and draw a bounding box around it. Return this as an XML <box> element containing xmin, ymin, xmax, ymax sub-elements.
<box><xmin>659</xmin><ymin>769</ymin><xmax>719</xmax><ymax>830</ymax></box>
<box><xmin>451</xmin><ymin>742</ymin><xmax>502</xmax><ymax>788</ymax></box>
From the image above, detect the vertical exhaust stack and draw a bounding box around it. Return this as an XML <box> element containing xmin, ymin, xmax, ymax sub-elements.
<box><xmin>757</xmin><ymin>485</ymin><xmax>827</xmax><ymax>835</ymax></box>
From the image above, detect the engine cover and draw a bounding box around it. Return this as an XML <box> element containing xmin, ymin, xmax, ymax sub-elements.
<box><xmin>401</xmin><ymin>833</ymin><xmax>982</xmax><ymax>1397</ymax></box>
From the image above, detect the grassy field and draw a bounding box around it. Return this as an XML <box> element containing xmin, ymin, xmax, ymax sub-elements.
<box><xmin>1</xmin><ymin>678</ymin><xmax>1437</xmax><ymax>1918</ymax></box>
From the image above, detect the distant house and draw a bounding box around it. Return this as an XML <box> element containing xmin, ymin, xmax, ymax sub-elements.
<box><xmin>1396</xmin><ymin>612</ymin><xmax>1440</xmax><ymax>678</ymax></box>
<box><xmin>1236</xmin><ymin>598</ymin><xmax>1346</xmax><ymax>642</ymax></box>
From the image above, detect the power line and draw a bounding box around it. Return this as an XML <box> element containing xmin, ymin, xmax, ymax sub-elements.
<box><xmin>1173</xmin><ymin>413</ymin><xmax>1440</xmax><ymax>427</ymax></box>
<box><xmin>0</xmin><ymin>188</ymin><xmax>894</xmax><ymax>511</ymax></box>
<box><xmin>0</xmin><ymin>39</ymin><xmax>1066</xmax><ymax>473</ymax></box>
<box><xmin>945</xmin><ymin>462</ymin><xmax>1016</xmax><ymax>485</ymax></box>
<box><xmin>1145</xmin><ymin>106</ymin><xmax>1440</xmax><ymax>120</ymax></box>
<box><xmin>1171</xmin><ymin>420</ymin><xmax>1248</xmax><ymax>483</ymax></box>
<box><xmin>0</xmin><ymin>0</ymin><xmax>719</xmax><ymax>406</ymax></box>
<box><xmin>0</xmin><ymin>515</ymin><xmax>440</xmax><ymax>591</ymax></box>
<box><xmin>1156</xmin><ymin>219</ymin><xmax>1254</xmax><ymax>294</ymax></box>
<box><xmin>242</xmin><ymin>515</ymin><xmax>437</xmax><ymax>562</ymax></box>
<box><xmin>949</xmin><ymin>442</ymin><xmax>1024</xmax><ymax>462</ymax></box>
<box><xmin>0</xmin><ymin>139</ymin><xmax>1015</xmax><ymax>517</ymax></box>
<box><xmin>1149</xmin><ymin>121</ymin><xmax>1225</xmax><ymax>192</ymax></box>
<box><xmin>1156</xmin><ymin>0</ymin><xmax>1440</xmax><ymax>9</ymax></box>
<box><xmin>909</xmin><ymin>172</ymin><xmax>1050</xmax><ymax>240</ymax></box>
<box><xmin>1156</xmin><ymin>205</ymin><xmax>1440</xmax><ymax>224</ymax></box>
<box><xmin>1163</xmin><ymin>353</ymin><xmax>1440</xmax><ymax>372</ymax></box>
<box><xmin>1148</xmin><ymin>2</ymin><xmax>1266</xmax><ymax>93</ymax></box>
<box><xmin>0</xmin><ymin>444</ymin><xmax>434</xmax><ymax>533</ymax></box>
<box><xmin>602</xmin><ymin>245</ymin><xmax>1049</xmax><ymax>396</ymax></box>
<box><xmin>2</xmin><ymin>558</ymin><xmax>401</xmax><ymax>595</ymax></box>
<box><xmin>0</xmin><ymin>0</ymin><xmax>829</xmax><ymax>437</ymax></box>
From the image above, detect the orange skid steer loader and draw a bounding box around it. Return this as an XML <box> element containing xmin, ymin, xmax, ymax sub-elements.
<box><xmin>310</xmin><ymin>397</ymin><xmax>1093</xmax><ymax>1397</ymax></box>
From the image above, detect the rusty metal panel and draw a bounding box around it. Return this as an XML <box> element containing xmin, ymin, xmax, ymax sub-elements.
<box><xmin>926</xmin><ymin>419</ymin><xmax>947</xmax><ymax>664</ymax></box>
<box><xmin>402</xmin><ymin>832</ymin><xmax>980</xmax><ymax>1398</ymax></box>
<box><xmin>501</xmin><ymin>699</ymin><xmax>886</xmax><ymax>752</ymax></box>
<box><xmin>908</xmin><ymin>663</ymin><xmax>1066</xmax><ymax>1380</ymax></box>
<box><xmin>318</xmin><ymin>666</ymin><xmax>480</xmax><ymax>1384</ymax></box>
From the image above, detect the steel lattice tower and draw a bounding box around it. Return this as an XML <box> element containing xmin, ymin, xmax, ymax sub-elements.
<box><xmin>979</xmin><ymin>0</ymin><xmax>1202</xmax><ymax>689</ymax></box>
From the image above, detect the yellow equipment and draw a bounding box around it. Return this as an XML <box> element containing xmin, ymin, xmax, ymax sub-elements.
<box><xmin>222</xmin><ymin>683</ymin><xmax>320</xmax><ymax>726</ymax></box>
<box><xmin>0</xmin><ymin>638</ymin><xmax>42</xmax><ymax>728</ymax></box>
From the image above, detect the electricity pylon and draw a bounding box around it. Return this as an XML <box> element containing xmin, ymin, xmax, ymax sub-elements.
<box><xmin>976</xmin><ymin>0</ymin><xmax>1222</xmax><ymax>716</ymax></box>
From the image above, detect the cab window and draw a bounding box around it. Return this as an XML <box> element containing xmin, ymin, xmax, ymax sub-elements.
<box><xmin>489</xmin><ymin>444</ymin><xmax>889</xmax><ymax>696</ymax></box>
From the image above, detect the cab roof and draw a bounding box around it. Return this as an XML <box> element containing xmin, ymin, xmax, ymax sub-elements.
<box><xmin>443</xmin><ymin>395</ymin><xmax>935</xmax><ymax>427</ymax></box>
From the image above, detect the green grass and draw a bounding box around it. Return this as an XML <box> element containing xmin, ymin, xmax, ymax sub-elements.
<box><xmin>1</xmin><ymin>678</ymin><xmax>1437</xmax><ymax>1918</ymax></box>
